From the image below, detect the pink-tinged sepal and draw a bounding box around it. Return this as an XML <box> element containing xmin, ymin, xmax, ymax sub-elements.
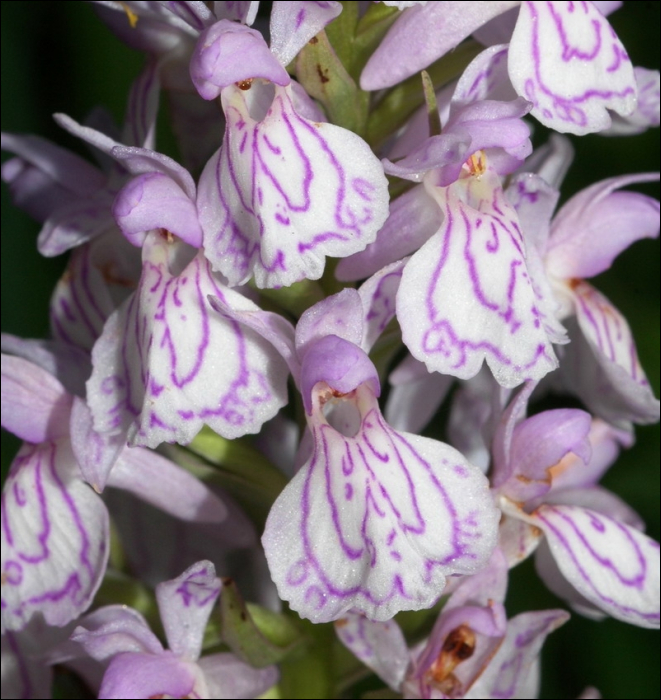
<box><xmin>262</xmin><ymin>381</ymin><xmax>499</xmax><ymax>623</ymax></box>
<box><xmin>397</xmin><ymin>168</ymin><xmax>558</xmax><ymax>388</ymax></box>
<box><xmin>463</xmin><ymin>609</ymin><xmax>570</xmax><ymax>699</ymax></box>
<box><xmin>336</xmin><ymin>185</ymin><xmax>440</xmax><ymax>282</ymax></box>
<box><xmin>156</xmin><ymin>560</ymin><xmax>221</xmax><ymax>659</ymax></box>
<box><xmin>508</xmin><ymin>1</ymin><xmax>636</xmax><ymax>134</ymax></box>
<box><xmin>564</xmin><ymin>281</ymin><xmax>660</xmax><ymax>425</ymax></box>
<box><xmin>1</xmin><ymin>355</ymin><xmax>73</xmax><ymax>444</ymax></box>
<box><xmin>198</xmin><ymin>84</ymin><xmax>389</xmax><ymax>288</ymax></box>
<box><xmin>87</xmin><ymin>232</ymin><xmax>288</xmax><ymax>448</ymax></box>
<box><xmin>533</xmin><ymin>504</ymin><xmax>660</xmax><ymax>628</ymax></box>
<box><xmin>334</xmin><ymin>613</ymin><xmax>409</xmax><ymax>691</ymax></box>
<box><xmin>269</xmin><ymin>1</ymin><xmax>343</xmax><ymax>67</ymax></box>
<box><xmin>1</xmin><ymin>440</ymin><xmax>109</xmax><ymax>632</ymax></box>
<box><xmin>546</xmin><ymin>173</ymin><xmax>660</xmax><ymax>280</ymax></box>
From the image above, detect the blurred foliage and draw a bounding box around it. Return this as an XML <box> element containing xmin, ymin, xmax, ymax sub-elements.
<box><xmin>1</xmin><ymin>2</ymin><xmax>659</xmax><ymax>698</ymax></box>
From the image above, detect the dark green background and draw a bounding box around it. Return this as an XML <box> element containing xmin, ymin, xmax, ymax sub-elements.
<box><xmin>1</xmin><ymin>2</ymin><xmax>659</xmax><ymax>698</ymax></box>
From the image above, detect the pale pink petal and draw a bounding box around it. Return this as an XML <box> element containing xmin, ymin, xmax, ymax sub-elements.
<box><xmin>546</xmin><ymin>173</ymin><xmax>660</xmax><ymax>280</ymax></box>
<box><xmin>336</xmin><ymin>185</ymin><xmax>440</xmax><ymax>282</ymax></box>
<box><xmin>270</xmin><ymin>1</ymin><xmax>342</xmax><ymax>67</ymax></box>
<box><xmin>198</xmin><ymin>652</ymin><xmax>279</xmax><ymax>699</ymax></box>
<box><xmin>360</xmin><ymin>1</ymin><xmax>520</xmax><ymax>90</ymax></box>
<box><xmin>1</xmin><ymin>355</ymin><xmax>72</xmax><ymax>444</ymax></box>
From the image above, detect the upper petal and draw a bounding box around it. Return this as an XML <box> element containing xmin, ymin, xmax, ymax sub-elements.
<box><xmin>508</xmin><ymin>1</ymin><xmax>636</xmax><ymax>134</ymax></box>
<box><xmin>156</xmin><ymin>560</ymin><xmax>221</xmax><ymax>659</ymax></box>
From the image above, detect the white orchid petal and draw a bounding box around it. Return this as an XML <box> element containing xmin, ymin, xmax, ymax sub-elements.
<box><xmin>534</xmin><ymin>504</ymin><xmax>660</xmax><ymax>628</ymax></box>
<box><xmin>198</xmin><ymin>85</ymin><xmax>389</xmax><ymax>288</ymax></box>
<box><xmin>508</xmin><ymin>1</ymin><xmax>636</xmax><ymax>134</ymax></box>
<box><xmin>263</xmin><ymin>385</ymin><xmax>498</xmax><ymax>623</ymax></box>
<box><xmin>398</xmin><ymin>170</ymin><xmax>558</xmax><ymax>388</ymax></box>
<box><xmin>1</xmin><ymin>441</ymin><xmax>109</xmax><ymax>632</ymax></box>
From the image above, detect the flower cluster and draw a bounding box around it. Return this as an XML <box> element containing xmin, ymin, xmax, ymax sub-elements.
<box><xmin>1</xmin><ymin>2</ymin><xmax>659</xmax><ymax>698</ymax></box>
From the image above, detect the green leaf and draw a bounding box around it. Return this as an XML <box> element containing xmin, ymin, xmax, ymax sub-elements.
<box><xmin>219</xmin><ymin>578</ymin><xmax>307</xmax><ymax>667</ymax></box>
<box><xmin>165</xmin><ymin>428</ymin><xmax>289</xmax><ymax>526</ymax></box>
<box><xmin>295</xmin><ymin>30</ymin><xmax>369</xmax><ymax>134</ymax></box>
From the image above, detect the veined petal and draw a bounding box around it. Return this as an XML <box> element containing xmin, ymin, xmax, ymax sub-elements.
<box><xmin>70</xmin><ymin>396</ymin><xmax>125</xmax><ymax>493</ymax></box>
<box><xmin>508</xmin><ymin>1</ymin><xmax>636</xmax><ymax>134</ymax></box>
<box><xmin>262</xmin><ymin>384</ymin><xmax>498</xmax><ymax>622</ymax></box>
<box><xmin>463</xmin><ymin>609</ymin><xmax>569</xmax><ymax>699</ymax></box>
<box><xmin>335</xmin><ymin>613</ymin><xmax>409</xmax><ymax>691</ymax></box>
<box><xmin>1</xmin><ymin>441</ymin><xmax>109</xmax><ymax>632</ymax></box>
<box><xmin>198</xmin><ymin>84</ymin><xmax>389</xmax><ymax>288</ymax></box>
<box><xmin>87</xmin><ymin>234</ymin><xmax>288</xmax><ymax>448</ymax></box>
<box><xmin>546</xmin><ymin>173</ymin><xmax>660</xmax><ymax>280</ymax></box>
<box><xmin>397</xmin><ymin>170</ymin><xmax>558</xmax><ymax>388</ymax></box>
<box><xmin>156</xmin><ymin>560</ymin><xmax>221</xmax><ymax>660</ymax></box>
<box><xmin>358</xmin><ymin>259</ymin><xmax>407</xmax><ymax>353</ymax></box>
<box><xmin>533</xmin><ymin>504</ymin><xmax>660</xmax><ymax>628</ymax></box>
<box><xmin>360</xmin><ymin>1</ymin><xmax>520</xmax><ymax>91</ymax></box>
<box><xmin>453</xmin><ymin>44</ymin><xmax>517</xmax><ymax>104</ymax></box>
<box><xmin>270</xmin><ymin>1</ymin><xmax>343</xmax><ymax>68</ymax></box>
<box><xmin>50</xmin><ymin>231</ymin><xmax>142</xmax><ymax>352</ymax></box>
<box><xmin>564</xmin><ymin>282</ymin><xmax>660</xmax><ymax>425</ymax></box>
<box><xmin>1</xmin><ymin>355</ymin><xmax>72</xmax><ymax>444</ymax></box>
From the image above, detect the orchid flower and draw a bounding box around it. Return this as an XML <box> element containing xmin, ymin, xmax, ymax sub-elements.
<box><xmin>336</xmin><ymin>549</ymin><xmax>570</xmax><ymax>699</ymax></box>
<box><xmin>506</xmin><ymin>164</ymin><xmax>661</xmax><ymax>425</ymax></box>
<box><xmin>1</xmin><ymin>340</ymin><xmax>229</xmax><ymax>633</ymax></box>
<box><xmin>361</xmin><ymin>1</ymin><xmax>638</xmax><ymax>134</ymax></box>
<box><xmin>70</xmin><ymin>561</ymin><xmax>277</xmax><ymax>699</ymax></box>
<box><xmin>492</xmin><ymin>384</ymin><xmax>660</xmax><ymax>629</ymax></box>
<box><xmin>192</xmin><ymin>9</ymin><xmax>390</xmax><ymax>288</ymax></box>
<box><xmin>211</xmin><ymin>279</ymin><xmax>499</xmax><ymax>622</ymax></box>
